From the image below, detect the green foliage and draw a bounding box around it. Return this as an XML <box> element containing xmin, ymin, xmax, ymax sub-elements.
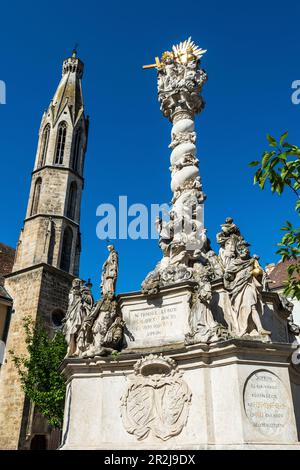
<box><xmin>111</xmin><ymin>350</ymin><xmax>121</xmax><ymax>361</ymax></box>
<box><xmin>9</xmin><ymin>317</ymin><xmax>67</xmax><ymax>429</ymax></box>
<box><xmin>250</xmin><ymin>132</ymin><xmax>300</xmax><ymax>299</ymax></box>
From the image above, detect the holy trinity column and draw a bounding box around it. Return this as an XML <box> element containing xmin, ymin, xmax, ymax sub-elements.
<box><xmin>142</xmin><ymin>38</ymin><xmax>221</xmax><ymax>291</ymax></box>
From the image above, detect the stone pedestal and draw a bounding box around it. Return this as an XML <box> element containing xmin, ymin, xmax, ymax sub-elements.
<box><xmin>119</xmin><ymin>284</ymin><xmax>192</xmax><ymax>350</ymax></box>
<box><xmin>60</xmin><ymin>338</ymin><xmax>300</xmax><ymax>449</ymax></box>
<box><xmin>120</xmin><ymin>283</ymin><xmax>293</xmax><ymax>350</ymax></box>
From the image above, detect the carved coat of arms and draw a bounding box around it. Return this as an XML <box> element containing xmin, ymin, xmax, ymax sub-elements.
<box><xmin>120</xmin><ymin>354</ymin><xmax>192</xmax><ymax>441</ymax></box>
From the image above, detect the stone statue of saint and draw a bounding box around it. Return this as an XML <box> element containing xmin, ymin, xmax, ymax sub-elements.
<box><xmin>80</xmin><ymin>297</ymin><xmax>124</xmax><ymax>357</ymax></box>
<box><xmin>101</xmin><ymin>245</ymin><xmax>118</xmax><ymax>297</ymax></box>
<box><xmin>63</xmin><ymin>278</ymin><xmax>94</xmax><ymax>356</ymax></box>
<box><xmin>224</xmin><ymin>242</ymin><xmax>271</xmax><ymax>338</ymax></box>
<box><xmin>216</xmin><ymin>217</ymin><xmax>242</xmax><ymax>269</ymax></box>
<box><xmin>186</xmin><ymin>269</ymin><xmax>230</xmax><ymax>344</ymax></box>
<box><xmin>63</xmin><ymin>247</ymin><xmax>125</xmax><ymax>358</ymax></box>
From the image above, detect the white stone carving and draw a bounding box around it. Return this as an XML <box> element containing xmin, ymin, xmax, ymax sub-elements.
<box><xmin>157</xmin><ymin>38</ymin><xmax>207</xmax><ymax>120</ymax></box>
<box><xmin>243</xmin><ymin>370</ymin><xmax>290</xmax><ymax>437</ymax></box>
<box><xmin>63</xmin><ymin>245</ymin><xmax>125</xmax><ymax>358</ymax></box>
<box><xmin>217</xmin><ymin>217</ymin><xmax>271</xmax><ymax>340</ymax></box>
<box><xmin>62</xmin><ymin>278</ymin><xmax>94</xmax><ymax>357</ymax></box>
<box><xmin>120</xmin><ymin>354</ymin><xmax>192</xmax><ymax>441</ymax></box>
<box><xmin>185</xmin><ymin>270</ymin><xmax>231</xmax><ymax>344</ymax></box>
<box><xmin>142</xmin><ymin>38</ymin><xmax>222</xmax><ymax>296</ymax></box>
<box><xmin>100</xmin><ymin>244</ymin><xmax>118</xmax><ymax>297</ymax></box>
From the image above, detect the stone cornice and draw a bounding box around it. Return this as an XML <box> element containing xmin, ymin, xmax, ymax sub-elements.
<box><xmin>60</xmin><ymin>340</ymin><xmax>298</xmax><ymax>383</ymax></box>
<box><xmin>117</xmin><ymin>281</ymin><xmax>290</xmax><ymax>320</ymax></box>
<box><xmin>24</xmin><ymin>213</ymin><xmax>79</xmax><ymax>228</ymax></box>
<box><xmin>117</xmin><ymin>281</ymin><xmax>197</xmax><ymax>302</ymax></box>
<box><xmin>32</xmin><ymin>165</ymin><xmax>84</xmax><ymax>183</ymax></box>
<box><xmin>4</xmin><ymin>262</ymin><xmax>75</xmax><ymax>282</ymax></box>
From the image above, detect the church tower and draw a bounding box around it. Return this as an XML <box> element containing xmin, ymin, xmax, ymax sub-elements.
<box><xmin>14</xmin><ymin>50</ymin><xmax>88</xmax><ymax>275</ymax></box>
<box><xmin>0</xmin><ymin>51</ymin><xmax>88</xmax><ymax>449</ymax></box>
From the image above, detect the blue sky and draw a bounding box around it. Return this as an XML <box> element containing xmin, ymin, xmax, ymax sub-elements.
<box><xmin>0</xmin><ymin>0</ymin><xmax>299</xmax><ymax>297</ymax></box>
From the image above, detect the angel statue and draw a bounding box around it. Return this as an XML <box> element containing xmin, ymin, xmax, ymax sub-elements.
<box><xmin>101</xmin><ymin>245</ymin><xmax>118</xmax><ymax>298</ymax></box>
<box><xmin>62</xmin><ymin>278</ymin><xmax>94</xmax><ymax>356</ymax></box>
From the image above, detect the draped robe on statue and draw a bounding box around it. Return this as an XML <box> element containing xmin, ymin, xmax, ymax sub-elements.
<box><xmin>63</xmin><ymin>284</ymin><xmax>93</xmax><ymax>355</ymax></box>
<box><xmin>224</xmin><ymin>257</ymin><xmax>262</xmax><ymax>336</ymax></box>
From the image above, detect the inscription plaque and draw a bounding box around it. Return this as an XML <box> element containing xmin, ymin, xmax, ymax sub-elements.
<box><xmin>243</xmin><ymin>370</ymin><xmax>290</xmax><ymax>437</ymax></box>
<box><xmin>120</xmin><ymin>290</ymin><xmax>190</xmax><ymax>349</ymax></box>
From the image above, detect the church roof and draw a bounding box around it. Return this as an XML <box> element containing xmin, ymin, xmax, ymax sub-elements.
<box><xmin>50</xmin><ymin>52</ymin><xmax>84</xmax><ymax>126</ymax></box>
<box><xmin>0</xmin><ymin>242</ymin><xmax>15</xmax><ymax>286</ymax></box>
<box><xmin>0</xmin><ymin>243</ymin><xmax>15</xmax><ymax>301</ymax></box>
<box><xmin>267</xmin><ymin>257</ymin><xmax>300</xmax><ymax>290</ymax></box>
<box><xmin>0</xmin><ymin>285</ymin><xmax>12</xmax><ymax>301</ymax></box>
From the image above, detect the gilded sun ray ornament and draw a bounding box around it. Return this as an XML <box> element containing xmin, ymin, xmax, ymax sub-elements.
<box><xmin>143</xmin><ymin>37</ymin><xmax>207</xmax><ymax>69</ymax></box>
<box><xmin>172</xmin><ymin>37</ymin><xmax>207</xmax><ymax>64</ymax></box>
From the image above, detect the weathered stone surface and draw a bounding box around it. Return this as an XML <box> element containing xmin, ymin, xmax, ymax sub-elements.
<box><xmin>142</xmin><ymin>38</ymin><xmax>212</xmax><ymax>291</ymax></box>
<box><xmin>62</xmin><ymin>245</ymin><xmax>125</xmax><ymax>359</ymax></box>
<box><xmin>0</xmin><ymin>265</ymin><xmax>73</xmax><ymax>449</ymax></box>
<box><xmin>120</xmin><ymin>355</ymin><xmax>192</xmax><ymax>441</ymax></box>
<box><xmin>243</xmin><ymin>370</ymin><xmax>290</xmax><ymax>437</ymax></box>
<box><xmin>60</xmin><ymin>340</ymin><xmax>300</xmax><ymax>449</ymax></box>
<box><xmin>120</xmin><ymin>284</ymin><xmax>192</xmax><ymax>349</ymax></box>
<box><xmin>120</xmin><ymin>283</ymin><xmax>295</xmax><ymax>352</ymax></box>
<box><xmin>0</xmin><ymin>51</ymin><xmax>88</xmax><ymax>450</ymax></box>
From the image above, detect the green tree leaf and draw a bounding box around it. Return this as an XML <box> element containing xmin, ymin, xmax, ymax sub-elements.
<box><xmin>280</xmin><ymin>131</ymin><xmax>288</xmax><ymax>145</ymax></box>
<box><xmin>251</xmin><ymin>134</ymin><xmax>300</xmax><ymax>299</ymax></box>
<box><xmin>249</xmin><ymin>160</ymin><xmax>260</xmax><ymax>167</ymax></box>
<box><xmin>267</xmin><ymin>134</ymin><xmax>277</xmax><ymax>147</ymax></box>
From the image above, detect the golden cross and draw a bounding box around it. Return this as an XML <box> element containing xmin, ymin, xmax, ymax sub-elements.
<box><xmin>142</xmin><ymin>56</ymin><xmax>161</xmax><ymax>70</ymax></box>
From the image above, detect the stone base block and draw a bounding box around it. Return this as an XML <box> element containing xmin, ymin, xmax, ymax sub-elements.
<box><xmin>60</xmin><ymin>340</ymin><xmax>300</xmax><ymax>450</ymax></box>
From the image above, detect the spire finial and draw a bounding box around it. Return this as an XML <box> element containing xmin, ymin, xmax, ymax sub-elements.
<box><xmin>63</xmin><ymin>45</ymin><xmax>84</xmax><ymax>78</ymax></box>
<box><xmin>72</xmin><ymin>43</ymin><xmax>79</xmax><ymax>58</ymax></box>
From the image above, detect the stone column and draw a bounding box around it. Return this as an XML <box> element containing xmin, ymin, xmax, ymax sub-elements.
<box><xmin>142</xmin><ymin>38</ymin><xmax>209</xmax><ymax>289</ymax></box>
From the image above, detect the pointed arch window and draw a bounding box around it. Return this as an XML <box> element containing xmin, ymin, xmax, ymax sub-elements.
<box><xmin>60</xmin><ymin>226</ymin><xmax>73</xmax><ymax>273</ymax></box>
<box><xmin>51</xmin><ymin>309</ymin><xmax>65</xmax><ymax>329</ymax></box>
<box><xmin>39</xmin><ymin>124</ymin><xmax>50</xmax><ymax>167</ymax></box>
<box><xmin>30</xmin><ymin>435</ymin><xmax>47</xmax><ymax>450</ymax></box>
<box><xmin>54</xmin><ymin>122</ymin><xmax>67</xmax><ymax>165</ymax></box>
<box><xmin>30</xmin><ymin>178</ymin><xmax>42</xmax><ymax>216</ymax></box>
<box><xmin>67</xmin><ymin>181</ymin><xmax>77</xmax><ymax>219</ymax></box>
<box><xmin>73</xmin><ymin>129</ymin><xmax>82</xmax><ymax>172</ymax></box>
<box><xmin>74</xmin><ymin>233</ymin><xmax>81</xmax><ymax>277</ymax></box>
